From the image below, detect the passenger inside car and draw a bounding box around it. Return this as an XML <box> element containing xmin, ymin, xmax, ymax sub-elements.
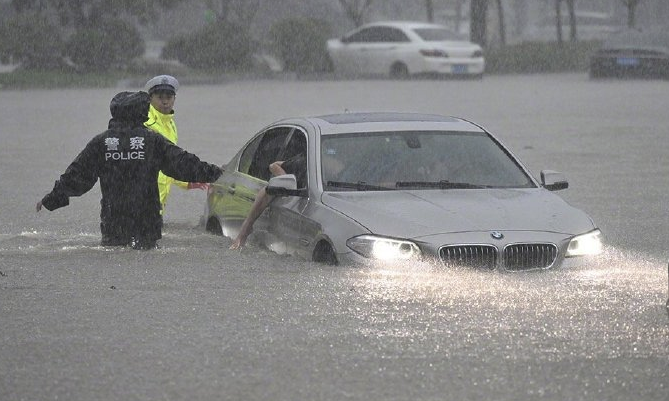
<box><xmin>229</xmin><ymin>134</ymin><xmax>307</xmax><ymax>250</ymax></box>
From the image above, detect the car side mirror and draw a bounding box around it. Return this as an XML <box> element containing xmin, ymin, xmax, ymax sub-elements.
<box><xmin>266</xmin><ymin>174</ymin><xmax>307</xmax><ymax>197</ymax></box>
<box><xmin>540</xmin><ymin>170</ymin><xmax>569</xmax><ymax>191</ymax></box>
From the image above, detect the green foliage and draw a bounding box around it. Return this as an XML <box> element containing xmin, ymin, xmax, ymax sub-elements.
<box><xmin>66</xmin><ymin>19</ymin><xmax>144</xmax><ymax>72</ymax></box>
<box><xmin>0</xmin><ymin>69</ymin><xmax>123</xmax><ymax>89</ymax></box>
<box><xmin>10</xmin><ymin>0</ymin><xmax>184</xmax><ymax>28</ymax></box>
<box><xmin>0</xmin><ymin>12</ymin><xmax>66</xmax><ymax>70</ymax></box>
<box><xmin>162</xmin><ymin>22</ymin><xmax>254</xmax><ymax>71</ymax></box>
<box><xmin>485</xmin><ymin>41</ymin><xmax>601</xmax><ymax>74</ymax></box>
<box><xmin>269</xmin><ymin>18</ymin><xmax>333</xmax><ymax>73</ymax></box>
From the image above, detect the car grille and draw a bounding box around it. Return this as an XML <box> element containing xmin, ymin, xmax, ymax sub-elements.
<box><xmin>439</xmin><ymin>243</ymin><xmax>558</xmax><ymax>271</ymax></box>
<box><xmin>503</xmin><ymin>243</ymin><xmax>558</xmax><ymax>271</ymax></box>
<box><xmin>439</xmin><ymin>245</ymin><xmax>498</xmax><ymax>270</ymax></box>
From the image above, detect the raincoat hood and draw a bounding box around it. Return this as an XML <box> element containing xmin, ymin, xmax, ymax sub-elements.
<box><xmin>109</xmin><ymin>91</ymin><xmax>150</xmax><ymax>125</ymax></box>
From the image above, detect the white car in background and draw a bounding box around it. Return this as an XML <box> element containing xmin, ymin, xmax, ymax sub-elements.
<box><xmin>326</xmin><ymin>21</ymin><xmax>485</xmax><ymax>79</ymax></box>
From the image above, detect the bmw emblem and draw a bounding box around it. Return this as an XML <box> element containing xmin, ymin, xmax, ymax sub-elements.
<box><xmin>490</xmin><ymin>231</ymin><xmax>504</xmax><ymax>240</ymax></box>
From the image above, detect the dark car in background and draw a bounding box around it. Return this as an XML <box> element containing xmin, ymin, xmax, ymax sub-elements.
<box><xmin>590</xmin><ymin>28</ymin><xmax>669</xmax><ymax>79</ymax></box>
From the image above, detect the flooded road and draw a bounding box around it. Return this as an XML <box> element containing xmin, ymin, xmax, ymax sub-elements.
<box><xmin>1</xmin><ymin>74</ymin><xmax>668</xmax><ymax>400</ymax></box>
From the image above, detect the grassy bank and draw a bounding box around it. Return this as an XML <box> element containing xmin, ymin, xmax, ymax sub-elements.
<box><xmin>485</xmin><ymin>40</ymin><xmax>600</xmax><ymax>74</ymax></box>
<box><xmin>0</xmin><ymin>70</ymin><xmax>126</xmax><ymax>90</ymax></box>
<box><xmin>0</xmin><ymin>40</ymin><xmax>602</xmax><ymax>89</ymax></box>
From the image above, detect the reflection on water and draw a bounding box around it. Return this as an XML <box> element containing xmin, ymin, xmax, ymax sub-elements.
<box><xmin>343</xmin><ymin>246</ymin><xmax>668</xmax><ymax>359</ymax></box>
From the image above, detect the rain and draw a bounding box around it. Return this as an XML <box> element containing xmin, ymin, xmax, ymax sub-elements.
<box><xmin>1</xmin><ymin>1</ymin><xmax>669</xmax><ymax>400</ymax></box>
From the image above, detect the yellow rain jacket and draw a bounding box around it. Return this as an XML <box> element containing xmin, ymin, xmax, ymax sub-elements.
<box><xmin>144</xmin><ymin>104</ymin><xmax>188</xmax><ymax>212</ymax></box>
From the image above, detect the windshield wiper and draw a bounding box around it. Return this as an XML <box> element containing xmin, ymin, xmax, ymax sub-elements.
<box><xmin>395</xmin><ymin>180</ymin><xmax>487</xmax><ymax>189</ymax></box>
<box><xmin>326</xmin><ymin>181</ymin><xmax>393</xmax><ymax>191</ymax></box>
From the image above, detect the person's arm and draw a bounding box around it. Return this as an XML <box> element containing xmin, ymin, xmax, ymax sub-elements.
<box><xmin>269</xmin><ymin>161</ymin><xmax>286</xmax><ymax>177</ymax></box>
<box><xmin>38</xmin><ymin>139</ymin><xmax>99</xmax><ymax>212</ymax></box>
<box><xmin>229</xmin><ymin>158</ymin><xmax>290</xmax><ymax>250</ymax></box>
<box><xmin>157</xmin><ymin>136</ymin><xmax>223</xmax><ymax>184</ymax></box>
<box><xmin>273</xmin><ymin>153</ymin><xmax>306</xmax><ymax>188</ymax></box>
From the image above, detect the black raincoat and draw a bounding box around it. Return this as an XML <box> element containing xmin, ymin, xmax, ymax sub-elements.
<box><xmin>40</xmin><ymin>91</ymin><xmax>222</xmax><ymax>248</ymax></box>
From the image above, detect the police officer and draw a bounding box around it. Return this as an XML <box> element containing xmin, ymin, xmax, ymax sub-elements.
<box><xmin>36</xmin><ymin>91</ymin><xmax>223</xmax><ymax>250</ymax></box>
<box><xmin>144</xmin><ymin>75</ymin><xmax>206</xmax><ymax>214</ymax></box>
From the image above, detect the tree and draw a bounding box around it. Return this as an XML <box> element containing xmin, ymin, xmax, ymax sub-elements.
<box><xmin>554</xmin><ymin>0</ymin><xmax>564</xmax><ymax>44</ymax></box>
<box><xmin>495</xmin><ymin>0</ymin><xmax>506</xmax><ymax>46</ymax></box>
<box><xmin>2</xmin><ymin>0</ymin><xmax>185</xmax><ymax>71</ymax></box>
<box><xmin>162</xmin><ymin>21</ymin><xmax>254</xmax><ymax>70</ymax></box>
<box><xmin>10</xmin><ymin>0</ymin><xmax>184</xmax><ymax>29</ymax></box>
<box><xmin>621</xmin><ymin>0</ymin><xmax>643</xmax><ymax>28</ymax></box>
<box><xmin>425</xmin><ymin>0</ymin><xmax>434</xmax><ymax>23</ymax></box>
<box><xmin>0</xmin><ymin>12</ymin><xmax>65</xmax><ymax>69</ymax></box>
<box><xmin>565</xmin><ymin>0</ymin><xmax>577</xmax><ymax>42</ymax></box>
<box><xmin>269</xmin><ymin>17</ymin><xmax>333</xmax><ymax>73</ymax></box>
<box><xmin>66</xmin><ymin>18</ymin><xmax>144</xmax><ymax>72</ymax></box>
<box><xmin>337</xmin><ymin>0</ymin><xmax>374</xmax><ymax>27</ymax></box>
<box><xmin>470</xmin><ymin>0</ymin><xmax>489</xmax><ymax>47</ymax></box>
<box><xmin>202</xmin><ymin>0</ymin><xmax>261</xmax><ymax>27</ymax></box>
<box><xmin>553</xmin><ymin>0</ymin><xmax>577</xmax><ymax>44</ymax></box>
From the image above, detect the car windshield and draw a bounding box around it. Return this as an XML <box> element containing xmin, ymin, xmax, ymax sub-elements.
<box><xmin>321</xmin><ymin>131</ymin><xmax>535</xmax><ymax>191</ymax></box>
<box><xmin>413</xmin><ymin>27</ymin><xmax>463</xmax><ymax>41</ymax></box>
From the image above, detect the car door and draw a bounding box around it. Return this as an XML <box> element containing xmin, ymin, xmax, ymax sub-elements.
<box><xmin>216</xmin><ymin>126</ymin><xmax>291</xmax><ymax>240</ymax></box>
<box><xmin>266</xmin><ymin>129</ymin><xmax>310</xmax><ymax>257</ymax></box>
<box><xmin>333</xmin><ymin>28</ymin><xmax>373</xmax><ymax>75</ymax></box>
<box><xmin>361</xmin><ymin>26</ymin><xmax>412</xmax><ymax>75</ymax></box>
<box><xmin>337</xmin><ymin>26</ymin><xmax>408</xmax><ymax>76</ymax></box>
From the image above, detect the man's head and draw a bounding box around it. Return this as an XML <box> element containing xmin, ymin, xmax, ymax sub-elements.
<box><xmin>145</xmin><ymin>75</ymin><xmax>178</xmax><ymax>115</ymax></box>
<box><xmin>110</xmin><ymin>91</ymin><xmax>150</xmax><ymax>124</ymax></box>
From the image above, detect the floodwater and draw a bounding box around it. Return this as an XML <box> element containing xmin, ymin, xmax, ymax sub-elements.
<box><xmin>1</xmin><ymin>74</ymin><xmax>668</xmax><ymax>400</ymax></box>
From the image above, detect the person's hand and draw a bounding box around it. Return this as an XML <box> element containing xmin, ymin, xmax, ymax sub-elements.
<box><xmin>35</xmin><ymin>201</ymin><xmax>42</xmax><ymax>212</ymax></box>
<box><xmin>187</xmin><ymin>182</ymin><xmax>209</xmax><ymax>191</ymax></box>
<box><xmin>229</xmin><ymin>237</ymin><xmax>245</xmax><ymax>250</ymax></box>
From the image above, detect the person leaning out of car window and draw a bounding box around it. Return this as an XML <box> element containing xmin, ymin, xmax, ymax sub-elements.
<box><xmin>229</xmin><ymin>152</ymin><xmax>307</xmax><ymax>250</ymax></box>
<box><xmin>144</xmin><ymin>75</ymin><xmax>209</xmax><ymax>215</ymax></box>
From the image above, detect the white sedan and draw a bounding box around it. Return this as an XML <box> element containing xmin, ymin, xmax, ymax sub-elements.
<box><xmin>326</xmin><ymin>21</ymin><xmax>485</xmax><ymax>79</ymax></box>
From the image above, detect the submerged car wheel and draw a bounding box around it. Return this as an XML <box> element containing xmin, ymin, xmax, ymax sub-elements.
<box><xmin>313</xmin><ymin>241</ymin><xmax>338</xmax><ymax>265</ymax></box>
<box><xmin>205</xmin><ymin>216</ymin><xmax>223</xmax><ymax>236</ymax></box>
<box><xmin>390</xmin><ymin>62</ymin><xmax>409</xmax><ymax>79</ymax></box>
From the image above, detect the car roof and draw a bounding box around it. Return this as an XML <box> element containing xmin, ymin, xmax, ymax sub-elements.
<box><xmin>300</xmin><ymin>112</ymin><xmax>485</xmax><ymax>135</ymax></box>
<box><xmin>362</xmin><ymin>21</ymin><xmax>451</xmax><ymax>30</ymax></box>
<box><xmin>602</xmin><ymin>28</ymin><xmax>669</xmax><ymax>50</ymax></box>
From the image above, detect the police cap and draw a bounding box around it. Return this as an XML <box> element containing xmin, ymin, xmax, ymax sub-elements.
<box><xmin>145</xmin><ymin>75</ymin><xmax>179</xmax><ymax>95</ymax></box>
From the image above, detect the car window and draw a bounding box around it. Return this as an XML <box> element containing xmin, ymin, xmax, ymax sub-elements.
<box><xmin>321</xmin><ymin>131</ymin><xmax>534</xmax><ymax>190</ymax></box>
<box><xmin>343</xmin><ymin>26</ymin><xmax>410</xmax><ymax>43</ymax></box>
<box><xmin>278</xmin><ymin>129</ymin><xmax>308</xmax><ymax>189</ymax></box>
<box><xmin>280</xmin><ymin>129</ymin><xmax>307</xmax><ymax>162</ymax></box>
<box><xmin>413</xmin><ymin>27</ymin><xmax>462</xmax><ymax>41</ymax></box>
<box><xmin>243</xmin><ymin>127</ymin><xmax>291</xmax><ymax>181</ymax></box>
<box><xmin>238</xmin><ymin>134</ymin><xmax>263</xmax><ymax>175</ymax></box>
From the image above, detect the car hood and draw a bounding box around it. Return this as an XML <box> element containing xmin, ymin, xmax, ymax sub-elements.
<box><xmin>321</xmin><ymin>189</ymin><xmax>595</xmax><ymax>239</ymax></box>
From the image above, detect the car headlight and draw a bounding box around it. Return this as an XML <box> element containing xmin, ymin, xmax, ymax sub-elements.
<box><xmin>566</xmin><ymin>229</ymin><xmax>602</xmax><ymax>257</ymax></box>
<box><xmin>346</xmin><ymin>235</ymin><xmax>421</xmax><ymax>260</ymax></box>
